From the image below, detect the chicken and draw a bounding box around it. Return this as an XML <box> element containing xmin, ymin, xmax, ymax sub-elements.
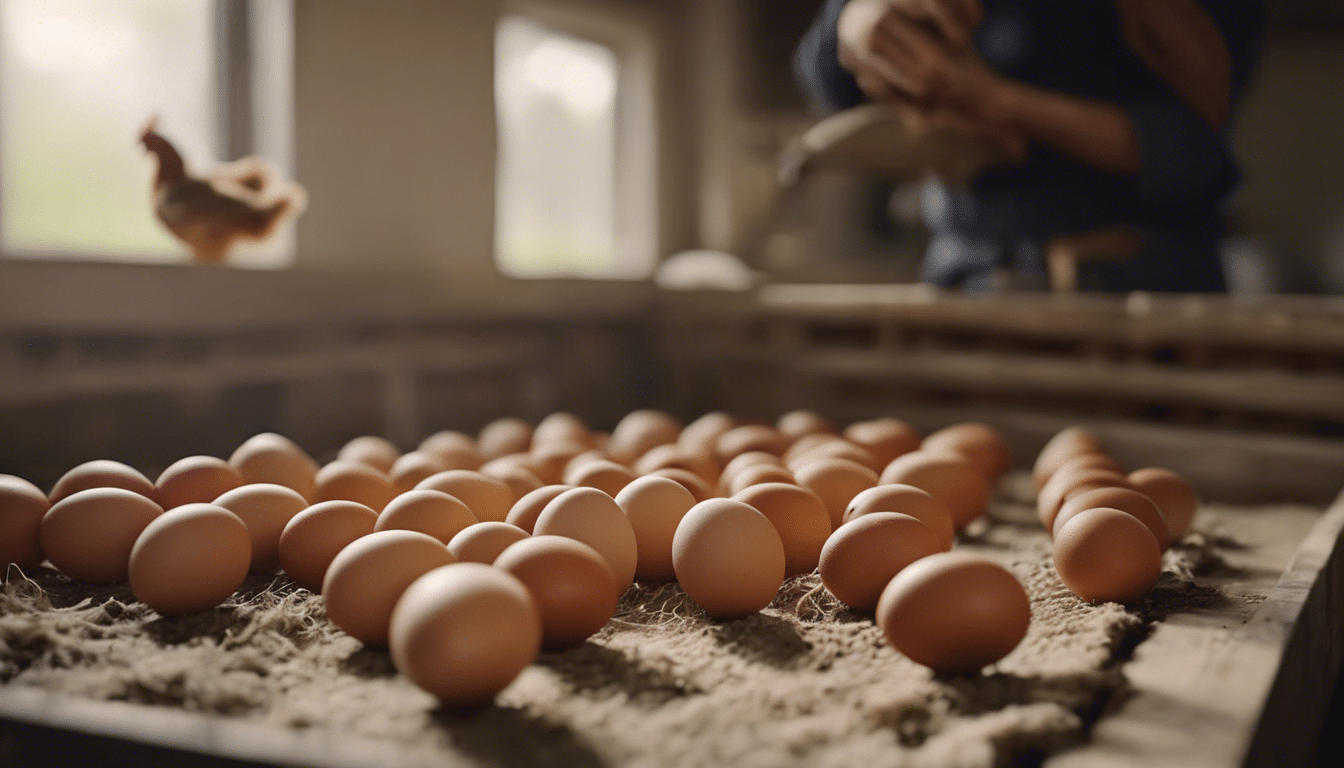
<box><xmin>139</xmin><ymin>118</ymin><xmax>306</xmax><ymax>264</ymax></box>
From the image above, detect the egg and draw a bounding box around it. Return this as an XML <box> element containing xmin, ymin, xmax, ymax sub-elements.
<box><xmin>843</xmin><ymin>484</ymin><xmax>955</xmax><ymax>551</ymax></box>
<box><xmin>228</xmin><ymin>433</ymin><xmax>319</xmax><ymax>501</ymax></box>
<box><xmin>212</xmin><ymin>483</ymin><xmax>310</xmax><ymax>572</ymax></box>
<box><xmin>1052</xmin><ymin>452</ymin><xmax>1125</xmax><ymax>481</ymax></box>
<box><xmin>389</xmin><ymin>563</ymin><xmax>542</xmax><ymax>706</ymax></box>
<box><xmin>529</xmin><ymin>442</ymin><xmax>588</xmax><ymax>484</ymax></box>
<box><xmin>154</xmin><ymin>455</ymin><xmax>243</xmax><ymax>510</ymax></box>
<box><xmin>880</xmin><ymin>451</ymin><xmax>990</xmax><ymax>530</ymax></box>
<box><xmin>1</xmin><ymin>475</ymin><xmax>51</xmax><ymax>573</ymax></box>
<box><xmin>415</xmin><ymin>470</ymin><xmax>515</xmax><ymax>523</ymax></box>
<box><xmin>714</xmin><ymin>425</ymin><xmax>790</xmax><ymax>464</ymax></box>
<box><xmin>534</xmin><ymin>487</ymin><xmax>638</xmax><ymax>594</ymax></box>
<box><xmin>564</xmin><ymin>459</ymin><xmax>637</xmax><ymax>497</ymax></box>
<box><xmin>494</xmin><ymin>536</ymin><xmax>620</xmax><ymax>647</ymax></box>
<box><xmin>481</xmin><ymin>463</ymin><xmax>544</xmax><ymax>501</ymax></box>
<box><xmin>39</xmin><ymin>488</ymin><xmax>163</xmax><ymax>583</ymax></box>
<box><xmin>819</xmin><ymin>512</ymin><xmax>943</xmax><ymax>611</ymax></box>
<box><xmin>375</xmin><ymin>489</ymin><xmax>478</xmax><ymax>544</ymax></box>
<box><xmin>877</xmin><ymin>552</ymin><xmax>1031</xmax><ymax>673</ymax></box>
<box><xmin>533</xmin><ymin>412</ymin><xmax>592</xmax><ymax>448</ymax></box>
<box><xmin>1031</xmin><ymin>426</ymin><xmax>1107</xmax><ymax>491</ymax></box>
<box><xmin>614</xmin><ymin>475</ymin><xmax>697</xmax><ymax>582</ymax></box>
<box><xmin>1128</xmin><ymin>467</ymin><xmax>1199</xmax><ymax>540</ymax></box>
<box><xmin>277</xmin><ymin>500</ymin><xmax>378</xmax><ymax>592</ymax></box>
<box><xmin>337</xmin><ymin>435</ymin><xmax>401</xmax><ymax>474</ymax></box>
<box><xmin>48</xmin><ymin>460</ymin><xmax>156</xmax><ymax>504</ymax></box>
<box><xmin>719</xmin><ymin>450</ymin><xmax>786</xmax><ymax>489</ymax></box>
<box><xmin>322</xmin><ymin>529</ymin><xmax>455</xmax><ymax>645</ymax></box>
<box><xmin>1036</xmin><ymin>466</ymin><xmax>1131</xmax><ymax>531</ymax></box>
<box><xmin>1053</xmin><ymin>486</ymin><xmax>1171</xmax><ymax>550</ymax></box>
<box><xmin>417</xmin><ymin>431</ymin><xmax>484</xmax><ymax>471</ymax></box>
<box><xmin>1054</xmin><ymin>507</ymin><xmax>1162</xmax><ymax>604</ymax></box>
<box><xmin>672</xmin><ymin>498</ymin><xmax>786</xmax><ymax>619</ymax></box>
<box><xmin>631</xmin><ymin>444</ymin><xmax>720</xmax><ymax>485</ymax></box>
<box><xmin>842</xmin><ymin>418</ymin><xmax>923</xmax><ymax>468</ymax></box>
<box><xmin>128</xmin><ymin>503</ymin><xmax>251</xmax><ymax>616</ymax></box>
<box><xmin>313</xmin><ymin>460</ymin><xmax>397</xmax><ymax>513</ymax></box>
<box><xmin>677</xmin><ymin>411</ymin><xmax>737</xmax><ymax>453</ymax></box>
<box><xmin>730</xmin><ymin>482</ymin><xmax>831</xmax><ymax>576</ymax></box>
<box><xmin>388</xmin><ymin>451</ymin><xmax>449</xmax><ymax>495</ymax></box>
<box><xmin>723</xmin><ymin>464</ymin><xmax>796</xmax><ymax>497</ymax></box>
<box><xmin>480</xmin><ymin>453</ymin><xmax>548</xmax><ymax>483</ymax></box>
<box><xmin>505</xmin><ymin>485</ymin><xmax>576</xmax><ymax>533</ymax></box>
<box><xmin>476</xmin><ymin>417</ymin><xmax>534</xmax><ymax>460</ymax></box>
<box><xmin>606</xmin><ymin>409</ymin><xmax>682</xmax><ymax>464</ymax></box>
<box><xmin>781</xmin><ymin>433</ymin><xmax>843</xmax><ymax>467</ymax></box>
<box><xmin>793</xmin><ymin>457</ymin><xmax>879</xmax><ymax>530</ymax></box>
<box><xmin>921</xmin><ymin>422</ymin><xmax>1014</xmax><ymax>481</ymax></box>
<box><xmin>648</xmin><ymin>468</ymin><xmax>715</xmax><ymax>502</ymax></box>
<box><xmin>448</xmin><ymin>522</ymin><xmax>530</xmax><ymax>564</ymax></box>
<box><xmin>776</xmin><ymin>409</ymin><xmax>836</xmax><ymax>439</ymax></box>
<box><xmin>787</xmin><ymin>440</ymin><xmax>879</xmax><ymax>473</ymax></box>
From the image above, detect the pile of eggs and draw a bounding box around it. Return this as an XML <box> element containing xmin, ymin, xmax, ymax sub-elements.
<box><xmin>0</xmin><ymin>410</ymin><xmax>1200</xmax><ymax>706</ymax></box>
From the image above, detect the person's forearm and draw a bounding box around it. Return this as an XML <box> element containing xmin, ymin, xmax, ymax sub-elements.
<box><xmin>984</xmin><ymin>77</ymin><xmax>1141</xmax><ymax>177</ymax></box>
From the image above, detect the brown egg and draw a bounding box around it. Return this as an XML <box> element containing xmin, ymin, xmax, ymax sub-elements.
<box><xmin>631</xmin><ymin>443</ymin><xmax>720</xmax><ymax>485</ymax></box>
<box><xmin>1053</xmin><ymin>452</ymin><xmax>1125</xmax><ymax>480</ymax></box>
<box><xmin>322</xmin><ymin>529</ymin><xmax>455</xmax><ymax>645</ymax></box>
<box><xmin>731</xmin><ymin>482</ymin><xmax>832</xmax><ymax>576</ymax></box>
<box><xmin>1129</xmin><ymin>468</ymin><xmax>1199</xmax><ymax>540</ymax></box>
<box><xmin>649</xmin><ymin>468</ymin><xmax>715</xmax><ymax>502</ymax></box>
<box><xmin>48</xmin><ymin>460</ymin><xmax>155</xmax><ymax>504</ymax></box>
<box><xmin>212</xmin><ymin>483</ymin><xmax>309</xmax><ymax>572</ymax></box>
<box><xmin>277</xmin><ymin>500</ymin><xmax>378</xmax><ymax>592</ymax></box>
<box><xmin>877</xmin><ymin>552</ymin><xmax>1032</xmax><ymax>673</ymax></box>
<box><xmin>534</xmin><ymin>487</ymin><xmax>638</xmax><ymax>595</ymax></box>
<box><xmin>564</xmin><ymin>459</ymin><xmax>637</xmax><ymax>497</ymax></box>
<box><xmin>844</xmin><ymin>484</ymin><xmax>956</xmax><ymax>551</ymax></box>
<box><xmin>781</xmin><ymin>433</ymin><xmax>843</xmax><ymax>467</ymax></box>
<box><xmin>313</xmin><ymin>460</ymin><xmax>396</xmax><ymax>513</ymax></box>
<box><xmin>495</xmin><ymin>536</ymin><xmax>619</xmax><ymax>648</ymax></box>
<box><xmin>1054</xmin><ymin>486</ymin><xmax>1170</xmax><ymax>550</ymax></box>
<box><xmin>921</xmin><ymin>422</ymin><xmax>1014</xmax><ymax>481</ymax></box>
<box><xmin>477</xmin><ymin>417</ymin><xmax>534</xmax><ymax>461</ymax></box>
<box><xmin>723</xmin><ymin>464</ymin><xmax>796</xmax><ymax>496</ymax></box>
<box><xmin>337</xmin><ymin>435</ymin><xmax>401</xmax><ymax>474</ymax></box>
<box><xmin>415</xmin><ymin>431</ymin><xmax>483</xmax><ymax>472</ymax></box>
<box><xmin>1032</xmin><ymin>426</ymin><xmax>1107</xmax><ymax>491</ymax></box>
<box><xmin>719</xmin><ymin>451</ymin><xmax>786</xmax><ymax>489</ymax></box>
<box><xmin>677</xmin><ymin>411</ymin><xmax>737</xmax><ymax>453</ymax></box>
<box><xmin>376</xmin><ymin>489</ymin><xmax>477</xmax><ymax>544</ymax></box>
<box><xmin>1054</xmin><ymin>507</ymin><xmax>1162</xmax><ymax>604</ymax></box>
<box><xmin>447</xmin><ymin>522</ymin><xmax>530</xmax><ymax>564</ymax></box>
<box><xmin>128</xmin><ymin>503</ymin><xmax>251</xmax><ymax>616</ymax></box>
<box><xmin>529</xmin><ymin>441</ymin><xmax>588</xmax><ymax>484</ymax></box>
<box><xmin>672</xmin><ymin>498</ymin><xmax>786</xmax><ymax>619</ymax></box>
<box><xmin>415</xmin><ymin>470</ymin><xmax>515</xmax><ymax>523</ymax></box>
<box><xmin>1037</xmin><ymin>466</ymin><xmax>1131</xmax><ymax>531</ymax></box>
<box><xmin>1</xmin><ymin>475</ymin><xmax>50</xmax><ymax>573</ymax></box>
<box><xmin>880</xmin><ymin>451</ymin><xmax>990</xmax><ymax>530</ymax></box>
<box><xmin>228</xmin><ymin>433</ymin><xmax>319</xmax><ymax>501</ymax></box>
<box><xmin>714</xmin><ymin>425</ymin><xmax>790</xmax><ymax>464</ymax></box>
<box><xmin>819</xmin><ymin>512</ymin><xmax>943</xmax><ymax>611</ymax></box>
<box><xmin>776</xmin><ymin>409</ymin><xmax>836</xmax><ymax>439</ymax></box>
<box><xmin>39</xmin><ymin>488</ymin><xmax>163</xmax><ymax>583</ymax></box>
<box><xmin>505</xmin><ymin>485</ymin><xmax>575</xmax><ymax>533</ymax></box>
<box><xmin>480</xmin><ymin>453</ymin><xmax>547</xmax><ymax>483</ymax></box>
<box><xmin>533</xmin><ymin>412</ymin><xmax>592</xmax><ymax>448</ymax></box>
<box><xmin>787</xmin><ymin>440</ymin><xmax>880</xmax><ymax>473</ymax></box>
<box><xmin>614</xmin><ymin>475</ymin><xmax>697</xmax><ymax>582</ymax></box>
<box><xmin>606</xmin><ymin>409</ymin><xmax>682</xmax><ymax>464</ymax></box>
<box><xmin>389</xmin><ymin>563</ymin><xmax>541</xmax><ymax>706</ymax></box>
<box><xmin>482</xmin><ymin>463</ymin><xmax>544</xmax><ymax>501</ymax></box>
<box><xmin>388</xmin><ymin>451</ymin><xmax>449</xmax><ymax>495</ymax></box>
<box><xmin>842</xmin><ymin>418</ymin><xmax>922</xmax><ymax>468</ymax></box>
<box><xmin>793</xmin><ymin>457</ymin><xmax>879</xmax><ymax>530</ymax></box>
<box><xmin>155</xmin><ymin>456</ymin><xmax>243</xmax><ymax>510</ymax></box>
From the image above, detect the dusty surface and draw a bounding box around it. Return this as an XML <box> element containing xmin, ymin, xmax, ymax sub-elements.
<box><xmin>0</xmin><ymin>480</ymin><xmax>1315</xmax><ymax>768</ymax></box>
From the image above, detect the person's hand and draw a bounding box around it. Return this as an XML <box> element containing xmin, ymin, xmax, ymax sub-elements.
<box><xmin>837</xmin><ymin>0</ymin><xmax>982</xmax><ymax>103</ymax></box>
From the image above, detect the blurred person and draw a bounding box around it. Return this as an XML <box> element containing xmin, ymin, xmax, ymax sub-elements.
<box><xmin>794</xmin><ymin>0</ymin><xmax>1264</xmax><ymax>292</ymax></box>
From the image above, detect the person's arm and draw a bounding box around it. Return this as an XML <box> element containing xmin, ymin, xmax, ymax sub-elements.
<box><xmin>1113</xmin><ymin>0</ymin><xmax>1234</xmax><ymax>129</ymax></box>
<box><xmin>794</xmin><ymin>0</ymin><xmax>867</xmax><ymax>115</ymax></box>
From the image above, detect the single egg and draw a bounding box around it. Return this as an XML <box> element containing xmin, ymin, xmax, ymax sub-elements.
<box><xmin>313</xmin><ymin>460</ymin><xmax>396</xmax><ymax>513</ymax></box>
<box><xmin>1053</xmin><ymin>486</ymin><xmax>1170</xmax><ymax>550</ymax></box>
<box><xmin>781</xmin><ymin>433</ymin><xmax>843</xmax><ymax>467</ymax></box>
<box><xmin>480</xmin><ymin>453</ymin><xmax>548</xmax><ymax>483</ymax></box>
<box><xmin>1</xmin><ymin>475</ymin><xmax>51</xmax><ymax>573</ymax></box>
<box><xmin>39</xmin><ymin>488</ymin><xmax>163</xmax><ymax>583</ymax></box>
<box><xmin>776</xmin><ymin>409</ymin><xmax>836</xmax><ymax>440</ymax></box>
<box><xmin>842</xmin><ymin>418</ymin><xmax>923</xmax><ymax>468</ymax></box>
<box><xmin>388</xmin><ymin>451</ymin><xmax>449</xmax><ymax>495</ymax></box>
<box><xmin>534</xmin><ymin>487</ymin><xmax>638</xmax><ymax>594</ymax></box>
<box><xmin>1052</xmin><ymin>452</ymin><xmax>1125</xmax><ymax>481</ymax></box>
<box><xmin>48</xmin><ymin>460</ymin><xmax>155</xmax><ymax>504</ymax></box>
<box><xmin>606</xmin><ymin>409</ymin><xmax>682</xmax><ymax>464</ymax></box>
<box><xmin>229</xmin><ymin>433</ymin><xmax>319</xmax><ymax>501</ymax></box>
<box><xmin>212</xmin><ymin>483</ymin><xmax>309</xmax><ymax>572</ymax></box>
<box><xmin>389</xmin><ymin>563</ymin><xmax>542</xmax><ymax>706</ymax></box>
<box><xmin>417</xmin><ymin>431</ymin><xmax>484</xmax><ymax>471</ymax></box>
<box><xmin>277</xmin><ymin>500</ymin><xmax>378</xmax><ymax>592</ymax></box>
<box><xmin>880</xmin><ymin>451</ymin><xmax>990</xmax><ymax>530</ymax></box>
<box><xmin>672</xmin><ymin>498</ymin><xmax>786</xmax><ymax>619</ymax></box>
<box><xmin>415</xmin><ymin>470</ymin><xmax>514</xmax><ymax>523</ymax></box>
<box><xmin>730</xmin><ymin>482</ymin><xmax>831</xmax><ymax>576</ymax></box>
<box><xmin>719</xmin><ymin>451</ymin><xmax>786</xmax><ymax>489</ymax></box>
<box><xmin>1032</xmin><ymin>427</ymin><xmax>1107</xmax><ymax>492</ymax></box>
<box><xmin>787</xmin><ymin>440</ymin><xmax>879</xmax><ymax>473</ymax></box>
<box><xmin>337</xmin><ymin>435</ymin><xmax>401</xmax><ymax>474</ymax></box>
<box><xmin>877</xmin><ymin>552</ymin><xmax>1032</xmax><ymax>673</ymax></box>
<box><xmin>921</xmin><ymin>422</ymin><xmax>1014</xmax><ymax>481</ymax></box>
<box><xmin>477</xmin><ymin>417</ymin><xmax>534</xmax><ymax>461</ymax></box>
<box><xmin>631</xmin><ymin>444</ymin><xmax>720</xmax><ymax>485</ymax></box>
<box><xmin>1054</xmin><ymin>507</ymin><xmax>1162</xmax><ymax>604</ymax></box>
<box><xmin>844</xmin><ymin>484</ymin><xmax>955</xmax><ymax>551</ymax></box>
<box><xmin>1128</xmin><ymin>467</ymin><xmax>1199</xmax><ymax>540</ymax></box>
<box><xmin>819</xmin><ymin>512</ymin><xmax>943</xmax><ymax>612</ymax></box>
<box><xmin>793</xmin><ymin>457</ymin><xmax>879</xmax><ymax>530</ymax></box>
<box><xmin>533</xmin><ymin>412</ymin><xmax>592</xmax><ymax>449</ymax></box>
<box><xmin>494</xmin><ymin>536</ymin><xmax>619</xmax><ymax>648</ymax></box>
<box><xmin>448</xmin><ymin>521</ymin><xmax>530</xmax><ymax>564</ymax></box>
<box><xmin>564</xmin><ymin>459</ymin><xmax>637</xmax><ymax>497</ymax></box>
<box><xmin>506</xmin><ymin>485</ymin><xmax>576</xmax><ymax>533</ymax></box>
<box><xmin>530</xmin><ymin>442</ymin><xmax>588</xmax><ymax>484</ymax></box>
<box><xmin>678</xmin><ymin>411</ymin><xmax>737</xmax><ymax>453</ymax></box>
<box><xmin>155</xmin><ymin>455</ymin><xmax>243</xmax><ymax>510</ymax></box>
<box><xmin>375</xmin><ymin>489</ymin><xmax>477</xmax><ymax>544</ymax></box>
<box><xmin>614</xmin><ymin>475</ymin><xmax>697</xmax><ymax>582</ymax></box>
<box><xmin>482</xmin><ymin>463</ymin><xmax>544</xmax><ymax>501</ymax></box>
<box><xmin>128</xmin><ymin>503</ymin><xmax>251</xmax><ymax>616</ymax></box>
<box><xmin>564</xmin><ymin>449</ymin><xmax>612</xmax><ymax>475</ymax></box>
<box><xmin>723</xmin><ymin>463</ymin><xmax>796</xmax><ymax>497</ymax></box>
<box><xmin>322</xmin><ymin>529</ymin><xmax>455</xmax><ymax>645</ymax></box>
<box><xmin>714</xmin><ymin>425</ymin><xmax>790</xmax><ymax>464</ymax></box>
<box><xmin>649</xmin><ymin>468</ymin><xmax>715</xmax><ymax>502</ymax></box>
<box><xmin>1037</xmin><ymin>466</ymin><xmax>1131</xmax><ymax>531</ymax></box>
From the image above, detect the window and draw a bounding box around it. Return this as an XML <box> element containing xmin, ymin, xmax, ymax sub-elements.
<box><xmin>0</xmin><ymin>0</ymin><xmax>294</xmax><ymax>268</ymax></box>
<box><xmin>494</xmin><ymin>9</ymin><xmax>656</xmax><ymax>279</ymax></box>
